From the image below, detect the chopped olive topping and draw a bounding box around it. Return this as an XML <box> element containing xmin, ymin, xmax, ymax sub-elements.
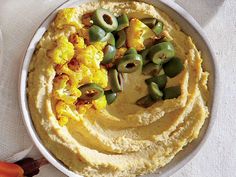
<box><xmin>108</xmin><ymin>69</ymin><xmax>123</xmax><ymax>92</ymax></box>
<box><xmin>92</xmin><ymin>8</ymin><xmax>118</xmax><ymax>32</ymax></box>
<box><xmin>163</xmin><ymin>86</ymin><xmax>181</xmax><ymax>100</ymax></box>
<box><xmin>152</xmin><ymin>21</ymin><xmax>163</xmax><ymax>36</ymax></box>
<box><xmin>148</xmin><ymin>42</ymin><xmax>175</xmax><ymax>65</ymax></box>
<box><xmin>79</xmin><ymin>83</ymin><xmax>104</xmax><ymax>100</ymax></box>
<box><xmin>89</xmin><ymin>25</ymin><xmax>106</xmax><ymax>42</ymax></box>
<box><xmin>105</xmin><ymin>90</ymin><xmax>117</xmax><ymax>105</ymax></box>
<box><xmin>148</xmin><ymin>82</ymin><xmax>163</xmax><ymax>101</ymax></box>
<box><xmin>116</xmin><ymin>14</ymin><xmax>129</xmax><ymax>31</ymax></box>
<box><xmin>141</xmin><ymin>48</ymin><xmax>151</xmax><ymax>65</ymax></box>
<box><xmin>102</xmin><ymin>45</ymin><xmax>116</xmax><ymax>64</ymax></box>
<box><xmin>117</xmin><ymin>54</ymin><xmax>143</xmax><ymax>73</ymax></box>
<box><xmin>115</xmin><ymin>30</ymin><xmax>126</xmax><ymax>48</ymax></box>
<box><xmin>163</xmin><ymin>57</ymin><xmax>183</xmax><ymax>78</ymax></box>
<box><xmin>145</xmin><ymin>74</ymin><xmax>167</xmax><ymax>90</ymax></box>
<box><xmin>141</xmin><ymin>18</ymin><xmax>157</xmax><ymax>28</ymax></box>
<box><xmin>142</xmin><ymin>63</ymin><xmax>162</xmax><ymax>76</ymax></box>
<box><xmin>101</xmin><ymin>33</ymin><xmax>116</xmax><ymax>46</ymax></box>
<box><xmin>136</xmin><ymin>95</ymin><xmax>155</xmax><ymax>108</ymax></box>
<box><xmin>84</xmin><ymin>11</ymin><xmax>180</xmax><ymax>106</ymax></box>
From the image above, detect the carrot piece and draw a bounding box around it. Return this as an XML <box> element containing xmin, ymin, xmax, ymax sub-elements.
<box><xmin>0</xmin><ymin>161</ymin><xmax>24</xmax><ymax>177</ymax></box>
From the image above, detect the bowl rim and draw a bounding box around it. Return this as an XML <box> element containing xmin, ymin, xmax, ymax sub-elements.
<box><xmin>18</xmin><ymin>0</ymin><xmax>219</xmax><ymax>177</ymax></box>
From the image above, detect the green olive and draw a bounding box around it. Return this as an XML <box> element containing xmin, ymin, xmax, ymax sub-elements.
<box><xmin>141</xmin><ymin>18</ymin><xmax>157</xmax><ymax>28</ymax></box>
<box><xmin>152</xmin><ymin>21</ymin><xmax>163</xmax><ymax>36</ymax></box>
<box><xmin>145</xmin><ymin>74</ymin><xmax>167</xmax><ymax>90</ymax></box>
<box><xmin>136</xmin><ymin>95</ymin><xmax>155</xmax><ymax>108</ymax></box>
<box><xmin>163</xmin><ymin>86</ymin><xmax>181</xmax><ymax>100</ymax></box>
<box><xmin>117</xmin><ymin>54</ymin><xmax>143</xmax><ymax>73</ymax></box>
<box><xmin>141</xmin><ymin>48</ymin><xmax>150</xmax><ymax>65</ymax></box>
<box><xmin>116</xmin><ymin>30</ymin><xmax>126</xmax><ymax>48</ymax></box>
<box><xmin>163</xmin><ymin>57</ymin><xmax>183</xmax><ymax>78</ymax></box>
<box><xmin>101</xmin><ymin>33</ymin><xmax>115</xmax><ymax>46</ymax></box>
<box><xmin>105</xmin><ymin>90</ymin><xmax>117</xmax><ymax>105</ymax></box>
<box><xmin>102</xmin><ymin>45</ymin><xmax>116</xmax><ymax>64</ymax></box>
<box><xmin>108</xmin><ymin>69</ymin><xmax>123</xmax><ymax>92</ymax></box>
<box><xmin>125</xmin><ymin>48</ymin><xmax>137</xmax><ymax>55</ymax></box>
<box><xmin>79</xmin><ymin>83</ymin><xmax>104</xmax><ymax>100</ymax></box>
<box><xmin>142</xmin><ymin>63</ymin><xmax>162</xmax><ymax>75</ymax></box>
<box><xmin>148</xmin><ymin>42</ymin><xmax>175</xmax><ymax>65</ymax></box>
<box><xmin>89</xmin><ymin>25</ymin><xmax>106</xmax><ymax>42</ymax></box>
<box><xmin>148</xmin><ymin>82</ymin><xmax>163</xmax><ymax>101</ymax></box>
<box><xmin>116</xmin><ymin>14</ymin><xmax>129</xmax><ymax>31</ymax></box>
<box><xmin>92</xmin><ymin>8</ymin><xmax>118</xmax><ymax>32</ymax></box>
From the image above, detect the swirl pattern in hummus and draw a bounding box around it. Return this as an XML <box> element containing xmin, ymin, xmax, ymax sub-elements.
<box><xmin>27</xmin><ymin>1</ymin><xmax>209</xmax><ymax>177</ymax></box>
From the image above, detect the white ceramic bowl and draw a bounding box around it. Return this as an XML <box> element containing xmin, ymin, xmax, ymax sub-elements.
<box><xmin>19</xmin><ymin>0</ymin><xmax>218</xmax><ymax>176</ymax></box>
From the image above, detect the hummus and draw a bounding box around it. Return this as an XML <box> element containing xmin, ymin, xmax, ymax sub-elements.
<box><xmin>27</xmin><ymin>1</ymin><xmax>209</xmax><ymax>177</ymax></box>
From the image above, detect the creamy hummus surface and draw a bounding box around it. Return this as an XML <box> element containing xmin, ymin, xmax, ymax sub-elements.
<box><xmin>27</xmin><ymin>1</ymin><xmax>209</xmax><ymax>176</ymax></box>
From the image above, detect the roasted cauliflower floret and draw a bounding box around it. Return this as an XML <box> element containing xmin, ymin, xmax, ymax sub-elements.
<box><xmin>76</xmin><ymin>101</ymin><xmax>93</xmax><ymax>115</ymax></box>
<box><xmin>56</xmin><ymin>63</ymin><xmax>83</xmax><ymax>88</ymax></box>
<box><xmin>126</xmin><ymin>18</ymin><xmax>156</xmax><ymax>51</ymax></box>
<box><xmin>92</xmin><ymin>95</ymin><xmax>107</xmax><ymax>110</ymax></box>
<box><xmin>78</xmin><ymin>28</ymin><xmax>90</xmax><ymax>44</ymax></box>
<box><xmin>78</xmin><ymin>64</ymin><xmax>94</xmax><ymax>85</ymax></box>
<box><xmin>91</xmin><ymin>67</ymin><xmax>108</xmax><ymax>88</ymax></box>
<box><xmin>114</xmin><ymin>47</ymin><xmax>127</xmax><ymax>60</ymax></box>
<box><xmin>53</xmin><ymin>35</ymin><xmax>109</xmax><ymax>121</ymax></box>
<box><xmin>92</xmin><ymin>41</ymin><xmax>107</xmax><ymax>51</ymax></box>
<box><xmin>53</xmin><ymin>74</ymin><xmax>81</xmax><ymax>105</ymax></box>
<box><xmin>48</xmin><ymin>36</ymin><xmax>74</xmax><ymax>65</ymax></box>
<box><xmin>56</xmin><ymin>62</ymin><xmax>102</xmax><ymax>89</ymax></box>
<box><xmin>55</xmin><ymin>101</ymin><xmax>81</xmax><ymax>126</ymax></box>
<box><xmin>54</xmin><ymin>8</ymin><xmax>82</xmax><ymax>29</ymax></box>
<box><xmin>76</xmin><ymin>45</ymin><xmax>103</xmax><ymax>69</ymax></box>
<box><xmin>69</xmin><ymin>34</ymin><xmax>86</xmax><ymax>50</ymax></box>
<box><xmin>57</xmin><ymin>116</ymin><xmax>69</xmax><ymax>127</ymax></box>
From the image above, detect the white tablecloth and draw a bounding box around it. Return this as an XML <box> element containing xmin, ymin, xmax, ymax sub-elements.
<box><xmin>0</xmin><ymin>0</ymin><xmax>235</xmax><ymax>176</ymax></box>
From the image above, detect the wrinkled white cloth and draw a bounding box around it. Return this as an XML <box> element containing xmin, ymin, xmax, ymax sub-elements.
<box><xmin>0</xmin><ymin>0</ymin><xmax>67</xmax><ymax>176</ymax></box>
<box><xmin>0</xmin><ymin>0</ymin><xmax>235</xmax><ymax>177</ymax></box>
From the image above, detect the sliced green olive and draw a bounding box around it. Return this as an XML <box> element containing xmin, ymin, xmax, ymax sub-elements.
<box><xmin>101</xmin><ymin>33</ymin><xmax>115</xmax><ymax>46</ymax></box>
<box><xmin>92</xmin><ymin>8</ymin><xmax>118</xmax><ymax>32</ymax></box>
<box><xmin>89</xmin><ymin>25</ymin><xmax>106</xmax><ymax>42</ymax></box>
<box><xmin>148</xmin><ymin>42</ymin><xmax>175</xmax><ymax>65</ymax></box>
<box><xmin>125</xmin><ymin>48</ymin><xmax>137</xmax><ymax>55</ymax></box>
<box><xmin>141</xmin><ymin>18</ymin><xmax>157</xmax><ymax>28</ymax></box>
<box><xmin>163</xmin><ymin>86</ymin><xmax>181</xmax><ymax>100</ymax></box>
<box><xmin>102</xmin><ymin>45</ymin><xmax>116</xmax><ymax>64</ymax></box>
<box><xmin>79</xmin><ymin>83</ymin><xmax>104</xmax><ymax>100</ymax></box>
<box><xmin>142</xmin><ymin>63</ymin><xmax>162</xmax><ymax>75</ymax></box>
<box><xmin>105</xmin><ymin>90</ymin><xmax>117</xmax><ymax>105</ymax></box>
<box><xmin>141</xmin><ymin>48</ymin><xmax>151</xmax><ymax>65</ymax></box>
<box><xmin>108</xmin><ymin>69</ymin><xmax>123</xmax><ymax>92</ymax></box>
<box><xmin>136</xmin><ymin>95</ymin><xmax>155</xmax><ymax>108</ymax></box>
<box><xmin>117</xmin><ymin>54</ymin><xmax>143</xmax><ymax>73</ymax></box>
<box><xmin>145</xmin><ymin>74</ymin><xmax>167</xmax><ymax>90</ymax></box>
<box><xmin>116</xmin><ymin>14</ymin><xmax>129</xmax><ymax>31</ymax></box>
<box><xmin>148</xmin><ymin>82</ymin><xmax>163</xmax><ymax>101</ymax></box>
<box><xmin>163</xmin><ymin>57</ymin><xmax>184</xmax><ymax>78</ymax></box>
<box><xmin>116</xmin><ymin>30</ymin><xmax>126</xmax><ymax>48</ymax></box>
<box><xmin>152</xmin><ymin>21</ymin><xmax>163</xmax><ymax>36</ymax></box>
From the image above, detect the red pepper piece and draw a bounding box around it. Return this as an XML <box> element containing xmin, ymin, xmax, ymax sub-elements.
<box><xmin>0</xmin><ymin>161</ymin><xmax>24</xmax><ymax>177</ymax></box>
